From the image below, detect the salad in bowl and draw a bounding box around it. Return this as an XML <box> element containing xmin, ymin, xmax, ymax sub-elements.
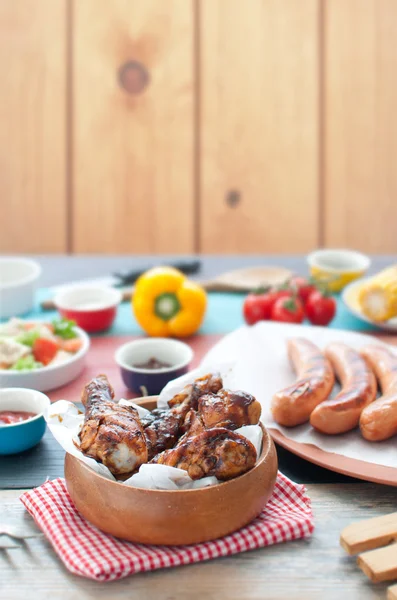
<box><xmin>0</xmin><ymin>318</ymin><xmax>90</xmax><ymax>392</ymax></box>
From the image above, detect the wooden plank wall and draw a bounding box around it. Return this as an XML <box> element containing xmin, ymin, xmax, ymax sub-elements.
<box><xmin>0</xmin><ymin>0</ymin><xmax>67</xmax><ymax>253</ymax></box>
<box><xmin>72</xmin><ymin>0</ymin><xmax>195</xmax><ymax>253</ymax></box>
<box><xmin>0</xmin><ymin>0</ymin><xmax>396</xmax><ymax>254</ymax></box>
<box><xmin>199</xmin><ymin>0</ymin><xmax>319</xmax><ymax>253</ymax></box>
<box><xmin>324</xmin><ymin>0</ymin><xmax>397</xmax><ymax>253</ymax></box>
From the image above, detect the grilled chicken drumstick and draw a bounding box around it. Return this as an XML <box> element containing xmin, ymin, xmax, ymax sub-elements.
<box><xmin>150</xmin><ymin>427</ymin><xmax>257</xmax><ymax>481</ymax></box>
<box><xmin>198</xmin><ymin>389</ymin><xmax>261</xmax><ymax>430</ymax></box>
<box><xmin>168</xmin><ymin>373</ymin><xmax>223</xmax><ymax>415</ymax></box>
<box><xmin>138</xmin><ymin>372</ymin><xmax>224</xmax><ymax>460</ymax></box>
<box><xmin>79</xmin><ymin>375</ymin><xmax>148</xmax><ymax>476</ymax></box>
<box><xmin>79</xmin><ymin>373</ymin><xmax>258</xmax><ymax>482</ymax></box>
<box><xmin>140</xmin><ymin>408</ymin><xmax>182</xmax><ymax>460</ymax></box>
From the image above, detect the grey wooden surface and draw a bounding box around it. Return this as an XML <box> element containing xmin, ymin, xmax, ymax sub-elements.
<box><xmin>1</xmin><ymin>484</ymin><xmax>395</xmax><ymax>600</ymax></box>
<box><xmin>2</xmin><ymin>254</ymin><xmax>397</xmax><ymax>599</ymax></box>
<box><xmin>28</xmin><ymin>254</ymin><xmax>395</xmax><ymax>287</ymax></box>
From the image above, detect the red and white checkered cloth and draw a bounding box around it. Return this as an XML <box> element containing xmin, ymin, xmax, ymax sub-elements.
<box><xmin>20</xmin><ymin>473</ymin><xmax>314</xmax><ymax>582</ymax></box>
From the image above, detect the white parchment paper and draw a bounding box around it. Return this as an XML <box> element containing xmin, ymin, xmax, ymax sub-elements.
<box><xmin>201</xmin><ymin>320</ymin><xmax>397</xmax><ymax>469</ymax></box>
<box><xmin>46</xmin><ymin>362</ymin><xmax>262</xmax><ymax>490</ymax></box>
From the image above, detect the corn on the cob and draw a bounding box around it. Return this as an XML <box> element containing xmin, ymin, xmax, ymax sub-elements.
<box><xmin>358</xmin><ymin>265</ymin><xmax>397</xmax><ymax>321</ymax></box>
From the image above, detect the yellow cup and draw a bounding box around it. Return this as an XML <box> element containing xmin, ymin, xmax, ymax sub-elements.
<box><xmin>307</xmin><ymin>249</ymin><xmax>371</xmax><ymax>293</ymax></box>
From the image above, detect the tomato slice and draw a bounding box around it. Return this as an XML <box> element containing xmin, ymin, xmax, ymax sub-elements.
<box><xmin>32</xmin><ymin>338</ymin><xmax>59</xmax><ymax>366</ymax></box>
<box><xmin>59</xmin><ymin>338</ymin><xmax>83</xmax><ymax>353</ymax></box>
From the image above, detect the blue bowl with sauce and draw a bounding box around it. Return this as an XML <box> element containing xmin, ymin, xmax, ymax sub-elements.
<box><xmin>114</xmin><ymin>338</ymin><xmax>194</xmax><ymax>396</ymax></box>
<box><xmin>0</xmin><ymin>388</ymin><xmax>51</xmax><ymax>455</ymax></box>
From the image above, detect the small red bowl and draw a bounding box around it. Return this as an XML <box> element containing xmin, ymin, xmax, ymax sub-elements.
<box><xmin>54</xmin><ymin>286</ymin><xmax>122</xmax><ymax>333</ymax></box>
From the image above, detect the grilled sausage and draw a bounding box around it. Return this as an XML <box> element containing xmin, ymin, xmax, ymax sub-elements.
<box><xmin>310</xmin><ymin>343</ymin><xmax>377</xmax><ymax>434</ymax></box>
<box><xmin>271</xmin><ymin>338</ymin><xmax>335</xmax><ymax>427</ymax></box>
<box><xmin>359</xmin><ymin>345</ymin><xmax>397</xmax><ymax>441</ymax></box>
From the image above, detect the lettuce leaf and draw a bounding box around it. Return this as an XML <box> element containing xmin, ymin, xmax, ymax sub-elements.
<box><xmin>52</xmin><ymin>318</ymin><xmax>77</xmax><ymax>340</ymax></box>
<box><xmin>12</xmin><ymin>355</ymin><xmax>43</xmax><ymax>371</ymax></box>
<box><xmin>16</xmin><ymin>330</ymin><xmax>40</xmax><ymax>347</ymax></box>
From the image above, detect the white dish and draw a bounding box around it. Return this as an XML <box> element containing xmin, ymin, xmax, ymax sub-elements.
<box><xmin>0</xmin><ymin>388</ymin><xmax>51</xmax><ymax>454</ymax></box>
<box><xmin>115</xmin><ymin>337</ymin><xmax>194</xmax><ymax>395</ymax></box>
<box><xmin>342</xmin><ymin>278</ymin><xmax>397</xmax><ymax>332</ymax></box>
<box><xmin>307</xmin><ymin>249</ymin><xmax>370</xmax><ymax>292</ymax></box>
<box><xmin>0</xmin><ymin>323</ymin><xmax>90</xmax><ymax>392</ymax></box>
<box><xmin>115</xmin><ymin>337</ymin><xmax>194</xmax><ymax>374</ymax></box>
<box><xmin>307</xmin><ymin>249</ymin><xmax>370</xmax><ymax>273</ymax></box>
<box><xmin>0</xmin><ymin>387</ymin><xmax>50</xmax><ymax>424</ymax></box>
<box><xmin>201</xmin><ymin>321</ymin><xmax>397</xmax><ymax>472</ymax></box>
<box><xmin>54</xmin><ymin>286</ymin><xmax>122</xmax><ymax>312</ymax></box>
<box><xmin>0</xmin><ymin>258</ymin><xmax>41</xmax><ymax>318</ymax></box>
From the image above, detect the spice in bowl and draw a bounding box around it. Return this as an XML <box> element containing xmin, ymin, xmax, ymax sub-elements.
<box><xmin>133</xmin><ymin>357</ymin><xmax>172</xmax><ymax>370</ymax></box>
<box><xmin>115</xmin><ymin>338</ymin><xmax>194</xmax><ymax>395</ymax></box>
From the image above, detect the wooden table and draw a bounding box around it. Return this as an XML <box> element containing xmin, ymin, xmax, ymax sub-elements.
<box><xmin>1</xmin><ymin>484</ymin><xmax>395</xmax><ymax>600</ymax></box>
<box><xmin>2</xmin><ymin>255</ymin><xmax>397</xmax><ymax>600</ymax></box>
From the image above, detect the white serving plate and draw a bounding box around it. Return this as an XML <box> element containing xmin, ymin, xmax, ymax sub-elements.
<box><xmin>0</xmin><ymin>324</ymin><xmax>90</xmax><ymax>392</ymax></box>
<box><xmin>201</xmin><ymin>321</ymin><xmax>397</xmax><ymax>485</ymax></box>
<box><xmin>342</xmin><ymin>277</ymin><xmax>397</xmax><ymax>332</ymax></box>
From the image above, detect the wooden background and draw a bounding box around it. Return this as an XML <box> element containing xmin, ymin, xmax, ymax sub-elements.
<box><xmin>1</xmin><ymin>0</ymin><xmax>396</xmax><ymax>255</ymax></box>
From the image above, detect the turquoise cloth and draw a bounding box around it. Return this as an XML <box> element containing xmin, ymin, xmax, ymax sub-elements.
<box><xmin>10</xmin><ymin>288</ymin><xmax>377</xmax><ymax>336</ymax></box>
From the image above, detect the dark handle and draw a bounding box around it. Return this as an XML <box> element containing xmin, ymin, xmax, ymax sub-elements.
<box><xmin>113</xmin><ymin>259</ymin><xmax>202</xmax><ymax>286</ymax></box>
<box><xmin>118</xmin><ymin>60</ymin><xmax>150</xmax><ymax>95</ymax></box>
<box><xmin>225</xmin><ymin>189</ymin><xmax>241</xmax><ymax>208</ymax></box>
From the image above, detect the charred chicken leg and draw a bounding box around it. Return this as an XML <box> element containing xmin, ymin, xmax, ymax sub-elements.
<box><xmin>140</xmin><ymin>408</ymin><xmax>181</xmax><ymax>460</ymax></box>
<box><xmin>198</xmin><ymin>389</ymin><xmax>261</xmax><ymax>430</ymax></box>
<box><xmin>168</xmin><ymin>373</ymin><xmax>223</xmax><ymax>417</ymax></box>
<box><xmin>141</xmin><ymin>373</ymin><xmax>224</xmax><ymax>459</ymax></box>
<box><xmin>79</xmin><ymin>375</ymin><xmax>148</xmax><ymax>476</ymax></box>
<box><xmin>150</xmin><ymin>428</ymin><xmax>257</xmax><ymax>480</ymax></box>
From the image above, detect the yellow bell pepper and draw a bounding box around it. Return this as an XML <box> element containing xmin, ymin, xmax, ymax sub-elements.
<box><xmin>132</xmin><ymin>267</ymin><xmax>207</xmax><ymax>337</ymax></box>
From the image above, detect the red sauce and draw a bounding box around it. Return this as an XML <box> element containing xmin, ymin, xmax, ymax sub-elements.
<box><xmin>0</xmin><ymin>411</ymin><xmax>36</xmax><ymax>425</ymax></box>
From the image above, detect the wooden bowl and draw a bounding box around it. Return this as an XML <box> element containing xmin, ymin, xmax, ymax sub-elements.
<box><xmin>64</xmin><ymin>397</ymin><xmax>278</xmax><ymax>545</ymax></box>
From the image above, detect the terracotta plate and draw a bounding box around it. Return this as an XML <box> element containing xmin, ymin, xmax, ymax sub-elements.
<box><xmin>270</xmin><ymin>428</ymin><xmax>397</xmax><ymax>487</ymax></box>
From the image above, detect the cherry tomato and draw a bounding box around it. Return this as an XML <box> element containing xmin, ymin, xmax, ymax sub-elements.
<box><xmin>243</xmin><ymin>292</ymin><xmax>275</xmax><ymax>325</ymax></box>
<box><xmin>272</xmin><ymin>288</ymin><xmax>293</xmax><ymax>303</ymax></box>
<box><xmin>289</xmin><ymin>276</ymin><xmax>317</xmax><ymax>304</ymax></box>
<box><xmin>305</xmin><ymin>290</ymin><xmax>336</xmax><ymax>326</ymax></box>
<box><xmin>271</xmin><ymin>296</ymin><xmax>305</xmax><ymax>324</ymax></box>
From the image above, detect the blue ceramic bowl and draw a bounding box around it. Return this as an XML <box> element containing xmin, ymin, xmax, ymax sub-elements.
<box><xmin>0</xmin><ymin>388</ymin><xmax>50</xmax><ymax>455</ymax></box>
<box><xmin>115</xmin><ymin>338</ymin><xmax>194</xmax><ymax>395</ymax></box>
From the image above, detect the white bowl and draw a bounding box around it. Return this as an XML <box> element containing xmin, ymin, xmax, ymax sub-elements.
<box><xmin>0</xmin><ymin>324</ymin><xmax>90</xmax><ymax>392</ymax></box>
<box><xmin>0</xmin><ymin>387</ymin><xmax>50</xmax><ymax>419</ymax></box>
<box><xmin>54</xmin><ymin>286</ymin><xmax>122</xmax><ymax>312</ymax></box>
<box><xmin>0</xmin><ymin>258</ymin><xmax>41</xmax><ymax>318</ymax></box>
<box><xmin>307</xmin><ymin>249</ymin><xmax>371</xmax><ymax>292</ymax></box>
<box><xmin>115</xmin><ymin>338</ymin><xmax>194</xmax><ymax>395</ymax></box>
<box><xmin>0</xmin><ymin>388</ymin><xmax>51</xmax><ymax>454</ymax></box>
<box><xmin>54</xmin><ymin>286</ymin><xmax>122</xmax><ymax>332</ymax></box>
